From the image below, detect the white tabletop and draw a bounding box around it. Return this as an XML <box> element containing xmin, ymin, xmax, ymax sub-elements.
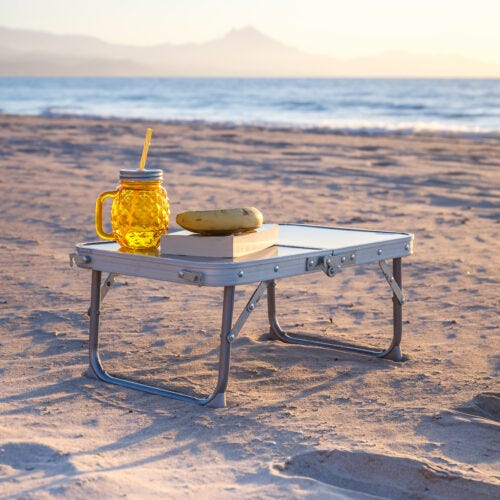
<box><xmin>75</xmin><ymin>224</ymin><xmax>413</xmax><ymax>286</ymax></box>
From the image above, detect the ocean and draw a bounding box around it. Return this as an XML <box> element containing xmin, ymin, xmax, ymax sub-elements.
<box><xmin>1</xmin><ymin>77</ymin><xmax>499</xmax><ymax>136</ymax></box>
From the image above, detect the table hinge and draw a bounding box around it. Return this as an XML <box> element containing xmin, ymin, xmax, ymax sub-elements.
<box><xmin>69</xmin><ymin>253</ymin><xmax>91</xmax><ymax>268</ymax></box>
<box><xmin>178</xmin><ymin>269</ymin><xmax>204</xmax><ymax>285</ymax></box>
<box><xmin>87</xmin><ymin>272</ymin><xmax>117</xmax><ymax>316</ymax></box>
<box><xmin>305</xmin><ymin>252</ymin><xmax>357</xmax><ymax>277</ymax></box>
<box><xmin>227</xmin><ymin>281</ymin><xmax>269</xmax><ymax>343</ymax></box>
<box><xmin>379</xmin><ymin>260</ymin><xmax>405</xmax><ymax>305</ymax></box>
<box><xmin>100</xmin><ymin>272</ymin><xmax>117</xmax><ymax>303</ymax></box>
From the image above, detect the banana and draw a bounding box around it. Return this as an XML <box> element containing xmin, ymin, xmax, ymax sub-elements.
<box><xmin>176</xmin><ymin>207</ymin><xmax>263</xmax><ymax>235</ymax></box>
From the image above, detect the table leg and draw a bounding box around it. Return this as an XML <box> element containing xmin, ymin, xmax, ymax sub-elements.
<box><xmin>379</xmin><ymin>257</ymin><xmax>403</xmax><ymax>361</ymax></box>
<box><xmin>266</xmin><ymin>258</ymin><xmax>404</xmax><ymax>361</ymax></box>
<box><xmin>86</xmin><ymin>270</ymin><xmax>234</xmax><ymax>407</ymax></box>
<box><xmin>206</xmin><ymin>286</ymin><xmax>234</xmax><ymax>408</ymax></box>
<box><xmin>88</xmin><ymin>270</ymin><xmax>102</xmax><ymax>379</ymax></box>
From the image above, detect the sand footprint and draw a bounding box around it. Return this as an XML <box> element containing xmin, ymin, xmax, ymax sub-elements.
<box><xmin>272</xmin><ymin>449</ymin><xmax>499</xmax><ymax>499</ymax></box>
<box><xmin>0</xmin><ymin>441</ymin><xmax>76</xmax><ymax>476</ymax></box>
<box><xmin>455</xmin><ymin>392</ymin><xmax>499</xmax><ymax>422</ymax></box>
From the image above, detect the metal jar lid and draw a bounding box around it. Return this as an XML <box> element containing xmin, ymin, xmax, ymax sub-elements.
<box><xmin>119</xmin><ymin>168</ymin><xmax>163</xmax><ymax>181</ymax></box>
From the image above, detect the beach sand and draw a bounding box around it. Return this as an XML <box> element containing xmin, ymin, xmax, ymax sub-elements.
<box><xmin>0</xmin><ymin>114</ymin><xmax>499</xmax><ymax>498</ymax></box>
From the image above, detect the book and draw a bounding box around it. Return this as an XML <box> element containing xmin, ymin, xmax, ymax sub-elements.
<box><xmin>161</xmin><ymin>224</ymin><xmax>279</xmax><ymax>258</ymax></box>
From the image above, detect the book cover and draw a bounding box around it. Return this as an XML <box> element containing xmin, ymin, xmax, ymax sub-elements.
<box><xmin>161</xmin><ymin>224</ymin><xmax>279</xmax><ymax>258</ymax></box>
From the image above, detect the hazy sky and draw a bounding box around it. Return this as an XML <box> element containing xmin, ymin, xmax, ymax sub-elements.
<box><xmin>1</xmin><ymin>0</ymin><xmax>500</xmax><ymax>64</ymax></box>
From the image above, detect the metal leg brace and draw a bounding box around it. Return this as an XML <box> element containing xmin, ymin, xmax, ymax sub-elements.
<box><xmin>266</xmin><ymin>258</ymin><xmax>405</xmax><ymax>362</ymax></box>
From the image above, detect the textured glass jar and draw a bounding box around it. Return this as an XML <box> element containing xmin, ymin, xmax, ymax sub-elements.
<box><xmin>95</xmin><ymin>168</ymin><xmax>170</xmax><ymax>250</ymax></box>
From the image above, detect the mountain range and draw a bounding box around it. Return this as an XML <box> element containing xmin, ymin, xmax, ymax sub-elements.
<box><xmin>1</xmin><ymin>25</ymin><xmax>499</xmax><ymax>77</ymax></box>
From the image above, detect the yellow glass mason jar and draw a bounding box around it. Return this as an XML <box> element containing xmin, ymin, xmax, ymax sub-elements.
<box><xmin>95</xmin><ymin>168</ymin><xmax>170</xmax><ymax>250</ymax></box>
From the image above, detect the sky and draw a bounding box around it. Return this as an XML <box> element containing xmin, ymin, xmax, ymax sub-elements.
<box><xmin>1</xmin><ymin>0</ymin><xmax>500</xmax><ymax>64</ymax></box>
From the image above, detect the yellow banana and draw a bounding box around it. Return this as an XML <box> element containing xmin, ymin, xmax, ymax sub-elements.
<box><xmin>176</xmin><ymin>207</ymin><xmax>263</xmax><ymax>235</ymax></box>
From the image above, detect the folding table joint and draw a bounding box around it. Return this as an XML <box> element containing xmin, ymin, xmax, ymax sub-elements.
<box><xmin>305</xmin><ymin>252</ymin><xmax>357</xmax><ymax>277</ymax></box>
<box><xmin>379</xmin><ymin>260</ymin><xmax>405</xmax><ymax>305</ymax></box>
<box><xmin>178</xmin><ymin>269</ymin><xmax>204</xmax><ymax>285</ymax></box>
<box><xmin>226</xmin><ymin>280</ymin><xmax>270</xmax><ymax>343</ymax></box>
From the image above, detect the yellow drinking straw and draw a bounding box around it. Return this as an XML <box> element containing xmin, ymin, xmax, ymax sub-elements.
<box><xmin>139</xmin><ymin>127</ymin><xmax>153</xmax><ymax>170</ymax></box>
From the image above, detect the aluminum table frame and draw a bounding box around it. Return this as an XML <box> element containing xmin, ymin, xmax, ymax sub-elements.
<box><xmin>72</xmin><ymin>224</ymin><xmax>413</xmax><ymax>408</ymax></box>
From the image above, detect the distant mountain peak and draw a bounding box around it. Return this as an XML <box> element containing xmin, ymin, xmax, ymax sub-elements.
<box><xmin>226</xmin><ymin>26</ymin><xmax>265</xmax><ymax>37</ymax></box>
<box><xmin>221</xmin><ymin>26</ymin><xmax>282</xmax><ymax>45</ymax></box>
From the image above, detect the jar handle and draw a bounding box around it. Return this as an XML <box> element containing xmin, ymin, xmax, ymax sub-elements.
<box><xmin>95</xmin><ymin>190</ymin><xmax>117</xmax><ymax>240</ymax></box>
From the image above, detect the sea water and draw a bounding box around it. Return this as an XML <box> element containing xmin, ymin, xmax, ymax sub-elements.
<box><xmin>0</xmin><ymin>77</ymin><xmax>499</xmax><ymax>136</ymax></box>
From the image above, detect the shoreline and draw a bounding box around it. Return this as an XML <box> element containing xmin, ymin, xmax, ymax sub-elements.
<box><xmin>2</xmin><ymin>111</ymin><xmax>500</xmax><ymax>141</ymax></box>
<box><xmin>1</xmin><ymin>113</ymin><xmax>498</xmax><ymax>497</ymax></box>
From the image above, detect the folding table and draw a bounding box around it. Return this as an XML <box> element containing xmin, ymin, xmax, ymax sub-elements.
<box><xmin>71</xmin><ymin>224</ymin><xmax>413</xmax><ymax>408</ymax></box>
